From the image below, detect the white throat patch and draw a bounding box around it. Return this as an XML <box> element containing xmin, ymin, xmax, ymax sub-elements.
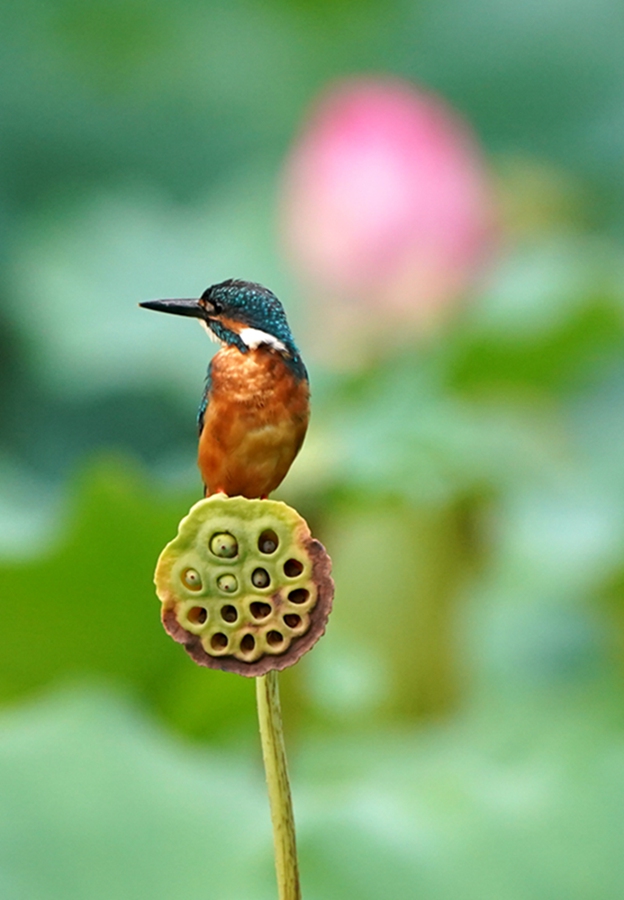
<box><xmin>238</xmin><ymin>327</ymin><xmax>287</xmax><ymax>353</ymax></box>
<box><xmin>198</xmin><ymin>319</ymin><xmax>288</xmax><ymax>353</ymax></box>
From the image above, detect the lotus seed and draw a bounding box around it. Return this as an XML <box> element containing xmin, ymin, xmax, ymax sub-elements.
<box><xmin>217</xmin><ymin>574</ymin><xmax>238</xmax><ymax>593</ymax></box>
<box><xmin>240</xmin><ymin>634</ymin><xmax>255</xmax><ymax>653</ymax></box>
<box><xmin>258</xmin><ymin>530</ymin><xmax>279</xmax><ymax>554</ymax></box>
<box><xmin>252</xmin><ymin>567</ymin><xmax>270</xmax><ymax>588</ymax></box>
<box><xmin>182</xmin><ymin>568</ymin><xmax>202</xmax><ymax>590</ymax></box>
<box><xmin>187</xmin><ymin>606</ymin><xmax>208</xmax><ymax>624</ymax></box>
<box><xmin>210</xmin><ymin>533</ymin><xmax>238</xmax><ymax>558</ymax></box>
<box><xmin>250</xmin><ymin>600</ymin><xmax>272</xmax><ymax>619</ymax></box>
<box><xmin>211</xmin><ymin>633</ymin><xmax>228</xmax><ymax>650</ymax></box>
<box><xmin>267</xmin><ymin>630</ymin><xmax>284</xmax><ymax>647</ymax></box>
<box><xmin>284</xmin><ymin>558</ymin><xmax>304</xmax><ymax>577</ymax></box>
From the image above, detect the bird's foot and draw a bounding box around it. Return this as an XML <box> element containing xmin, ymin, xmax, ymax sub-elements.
<box><xmin>205</xmin><ymin>486</ymin><xmax>228</xmax><ymax>497</ymax></box>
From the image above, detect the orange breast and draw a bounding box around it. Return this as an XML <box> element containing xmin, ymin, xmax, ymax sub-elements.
<box><xmin>198</xmin><ymin>346</ymin><xmax>310</xmax><ymax>498</ymax></box>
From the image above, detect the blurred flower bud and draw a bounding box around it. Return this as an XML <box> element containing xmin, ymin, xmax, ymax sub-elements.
<box><xmin>280</xmin><ymin>77</ymin><xmax>498</xmax><ymax>363</ymax></box>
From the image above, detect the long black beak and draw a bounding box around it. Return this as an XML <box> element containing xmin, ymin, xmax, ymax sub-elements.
<box><xmin>139</xmin><ymin>298</ymin><xmax>207</xmax><ymax>319</ymax></box>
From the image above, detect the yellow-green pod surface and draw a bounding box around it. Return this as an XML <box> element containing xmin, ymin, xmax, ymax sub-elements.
<box><xmin>154</xmin><ymin>495</ymin><xmax>334</xmax><ymax>676</ymax></box>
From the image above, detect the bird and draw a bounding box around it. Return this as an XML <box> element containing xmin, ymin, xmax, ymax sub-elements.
<box><xmin>140</xmin><ymin>279</ymin><xmax>310</xmax><ymax>499</ymax></box>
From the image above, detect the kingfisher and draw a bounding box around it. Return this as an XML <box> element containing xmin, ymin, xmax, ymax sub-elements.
<box><xmin>140</xmin><ymin>279</ymin><xmax>310</xmax><ymax>499</ymax></box>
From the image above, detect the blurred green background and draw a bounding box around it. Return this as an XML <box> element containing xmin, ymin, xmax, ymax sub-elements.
<box><xmin>2</xmin><ymin>1</ymin><xmax>624</xmax><ymax>897</ymax></box>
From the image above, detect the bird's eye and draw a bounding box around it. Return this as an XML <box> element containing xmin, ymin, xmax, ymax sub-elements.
<box><xmin>200</xmin><ymin>297</ymin><xmax>221</xmax><ymax>316</ymax></box>
<box><xmin>200</xmin><ymin>288</ymin><xmax>222</xmax><ymax>316</ymax></box>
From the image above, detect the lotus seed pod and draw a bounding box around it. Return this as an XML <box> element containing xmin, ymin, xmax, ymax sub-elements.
<box><xmin>210</xmin><ymin>532</ymin><xmax>238</xmax><ymax>558</ymax></box>
<box><xmin>154</xmin><ymin>495</ymin><xmax>334</xmax><ymax>676</ymax></box>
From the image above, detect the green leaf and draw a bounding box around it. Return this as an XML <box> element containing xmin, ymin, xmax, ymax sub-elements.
<box><xmin>0</xmin><ymin>457</ymin><xmax>256</xmax><ymax>742</ymax></box>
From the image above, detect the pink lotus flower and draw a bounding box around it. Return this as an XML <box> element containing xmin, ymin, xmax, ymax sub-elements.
<box><xmin>280</xmin><ymin>77</ymin><xmax>497</xmax><ymax>360</ymax></box>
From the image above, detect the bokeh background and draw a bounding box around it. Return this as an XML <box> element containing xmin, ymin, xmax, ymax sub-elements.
<box><xmin>1</xmin><ymin>1</ymin><xmax>624</xmax><ymax>897</ymax></box>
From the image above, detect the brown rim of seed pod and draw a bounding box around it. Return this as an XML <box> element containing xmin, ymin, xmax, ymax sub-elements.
<box><xmin>162</xmin><ymin>536</ymin><xmax>334</xmax><ymax>677</ymax></box>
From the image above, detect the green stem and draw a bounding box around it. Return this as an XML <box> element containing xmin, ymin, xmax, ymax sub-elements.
<box><xmin>256</xmin><ymin>671</ymin><xmax>301</xmax><ymax>900</ymax></box>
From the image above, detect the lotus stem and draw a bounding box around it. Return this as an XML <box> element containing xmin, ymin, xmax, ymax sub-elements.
<box><xmin>256</xmin><ymin>671</ymin><xmax>301</xmax><ymax>900</ymax></box>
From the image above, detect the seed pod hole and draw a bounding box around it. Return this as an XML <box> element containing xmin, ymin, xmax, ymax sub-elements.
<box><xmin>220</xmin><ymin>605</ymin><xmax>238</xmax><ymax>623</ymax></box>
<box><xmin>258</xmin><ymin>530</ymin><xmax>279</xmax><ymax>554</ymax></box>
<box><xmin>182</xmin><ymin>568</ymin><xmax>202</xmax><ymax>591</ymax></box>
<box><xmin>288</xmin><ymin>588</ymin><xmax>309</xmax><ymax>604</ymax></box>
<box><xmin>284</xmin><ymin>558</ymin><xmax>304</xmax><ymax>578</ymax></box>
<box><xmin>251</xmin><ymin>568</ymin><xmax>270</xmax><ymax>588</ymax></box>
<box><xmin>250</xmin><ymin>601</ymin><xmax>272</xmax><ymax>620</ymax></box>
<box><xmin>217</xmin><ymin>573</ymin><xmax>238</xmax><ymax>593</ymax></box>
<box><xmin>187</xmin><ymin>606</ymin><xmax>207</xmax><ymax>624</ymax></box>
<box><xmin>209</xmin><ymin>533</ymin><xmax>238</xmax><ymax>558</ymax></box>
<box><xmin>240</xmin><ymin>634</ymin><xmax>255</xmax><ymax>654</ymax></box>
<box><xmin>267</xmin><ymin>631</ymin><xmax>284</xmax><ymax>647</ymax></box>
<box><xmin>211</xmin><ymin>632</ymin><xmax>228</xmax><ymax>650</ymax></box>
<box><xmin>283</xmin><ymin>614</ymin><xmax>301</xmax><ymax>629</ymax></box>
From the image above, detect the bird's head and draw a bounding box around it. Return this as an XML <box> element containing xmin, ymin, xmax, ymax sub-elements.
<box><xmin>140</xmin><ymin>279</ymin><xmax>302</xmax><ymax>362</ymax></box>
